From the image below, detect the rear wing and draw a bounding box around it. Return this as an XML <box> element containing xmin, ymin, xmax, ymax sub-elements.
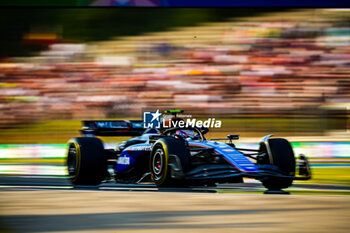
<box><xmin>81</xmin><ymin>120</ymin><xmax>146</xmax><ymax>136</ymax></box>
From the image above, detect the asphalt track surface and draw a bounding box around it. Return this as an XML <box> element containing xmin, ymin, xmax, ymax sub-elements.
<box><xmin>0</xmin><ymin>176</ymin><xmax>349</xmax><ymax>233</ymax></box>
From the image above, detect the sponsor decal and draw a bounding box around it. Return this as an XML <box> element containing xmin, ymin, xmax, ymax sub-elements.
<box><xmin>117</xmin><ymin>156</ymin><xmax>130</xmax><ymax>165</ymax></box>
<box><xmin>223</xmin><ymin>149</ymin><xmax>234</xmax><ymax>152</ymax></box>
<box><xmin>95</xmin><ymin>121</ymin><xmax>127</xmax><ymax>128</ymax></box>
<box><xmin>128</xmin><ymin>145</ymin><xmax>152</xmax><ymax>151</ymax></box>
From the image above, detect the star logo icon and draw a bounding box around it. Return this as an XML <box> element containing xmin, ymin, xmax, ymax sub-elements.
<box><xmin>150</xmin><ymin>109</ymin><xmax>162</xmax><ymax>122</ymax></box>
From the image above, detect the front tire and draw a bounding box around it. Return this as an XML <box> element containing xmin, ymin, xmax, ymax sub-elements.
<box><xmin>66</xmin><ymin>137</ymin><xmax>107</xmax><ymax>185</ymax></box>
<box><xmin>259</xmin><ymin>138</ymin><xmax>296</xmax><ymax>190</ymax></box>
<box><xmin>150</xmin><ymin>137</ymin><xmax>190</xmax><ymax>187</ymax></box>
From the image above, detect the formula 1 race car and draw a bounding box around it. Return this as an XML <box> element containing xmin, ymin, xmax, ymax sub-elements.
<box><xmin>66</xmin><ymin>111</ymin><xmax>311</xmax><ymax>191</ymax></box>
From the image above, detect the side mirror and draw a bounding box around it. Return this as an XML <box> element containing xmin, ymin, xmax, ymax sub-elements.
<box><xmin>227</xmin><ymin>134</ymin><xmax>239</xmax><ymax>140</ymax></box>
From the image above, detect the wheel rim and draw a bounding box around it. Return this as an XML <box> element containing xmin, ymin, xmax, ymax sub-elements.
<box><xmin>152</xmin><ymin>148</ymin><xmax>164</xmax><ymax>178</ymax></box>
<box><xmin>67</xmin><ymin>146</ymin><xmax>77</xmax><ymax>178</ymax></box>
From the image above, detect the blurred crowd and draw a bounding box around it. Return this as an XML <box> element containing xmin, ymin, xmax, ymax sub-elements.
<box><xmin>0</xmin><ymin>10</ymin><xmax>349</xmax><ymax>128</ymax></box>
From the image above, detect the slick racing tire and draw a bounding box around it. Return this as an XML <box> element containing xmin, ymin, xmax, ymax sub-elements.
<box><xmin>150</xmin><ymin>137</ymin><xmax>190</xmax><ymax>187</ymax></box>
<box><xmin>260</xmin><ymin>138</ymin><xmax>296</xmax><ymax>191</ymax></box>
<box><xmin>67</xmin><ymin>137</ymin><xmax>107</xmax><ymax>185</ymax></box>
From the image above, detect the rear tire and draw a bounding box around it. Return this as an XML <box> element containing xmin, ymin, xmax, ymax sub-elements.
<box><xmin>259</xmin><ymin>138</ymin><xmax>295</xmax><ymax>190</ymax></box>
<box><xmin>150</xmin><ymin>137</ymin><xmax>190</xmax><ymax>187</ymax></box>
<box><xmin>66</xmin><ymin>137</ymin><xmax>107</xmax><ymax>185</ymax></box>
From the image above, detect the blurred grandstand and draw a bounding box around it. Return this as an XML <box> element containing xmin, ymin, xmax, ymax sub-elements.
<box><xmin>0</xmin><ymin>9</ymin><xmax>349</xmax><ymax>138</ymax></box>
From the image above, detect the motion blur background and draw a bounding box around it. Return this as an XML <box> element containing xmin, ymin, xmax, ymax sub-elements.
<box><xmin>0</xmin><ymin>8</ymin><xmax>349</xmax><ymax>185</ymax></box>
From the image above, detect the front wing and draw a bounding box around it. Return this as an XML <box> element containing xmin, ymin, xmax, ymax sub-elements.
<box><xmin>168</xmin><ymin>155</ymin><xmax>311</xmax><ymax>183</ymax></box>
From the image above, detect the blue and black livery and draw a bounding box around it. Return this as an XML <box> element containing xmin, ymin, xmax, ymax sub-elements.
<box><xmin>66</xmin><ymin>112</ymin><xmax>311</xmax><ymax>191</ymax></box>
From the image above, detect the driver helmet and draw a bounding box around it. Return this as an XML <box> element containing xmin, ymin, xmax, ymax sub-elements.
<box><xmin>175</xmin><ymin>130</ymin><xmax>196</xmax><ymax>139</ymax></box>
